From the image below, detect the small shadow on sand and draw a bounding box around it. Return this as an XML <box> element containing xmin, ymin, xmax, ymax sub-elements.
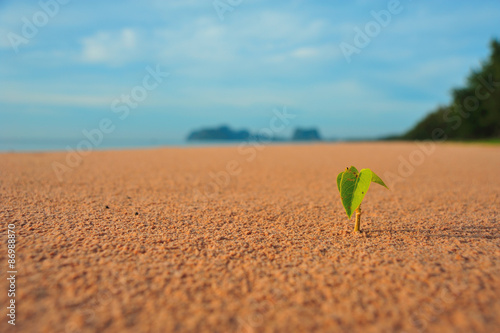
<box><xmin>368</xmin><ymin>226</ymin><xmax>499</xmax><ymax>240</ymax></box>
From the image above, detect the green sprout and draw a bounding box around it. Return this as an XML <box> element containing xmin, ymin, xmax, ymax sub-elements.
<box><xmin>337</xmin><ymin>166</ymin><xmax>389</xmax><ymax>233</ymax></box>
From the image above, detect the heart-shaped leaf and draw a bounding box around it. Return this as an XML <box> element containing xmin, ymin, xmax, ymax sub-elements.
<box><xmin>337</xmin><ymin>167</ymin><xmax>389</xmax><ymax>218</ymax></box>
<box><xmin>339</xmin><ymin>167</ymin><xmax>371</xmax><ymax>218</ymax></box>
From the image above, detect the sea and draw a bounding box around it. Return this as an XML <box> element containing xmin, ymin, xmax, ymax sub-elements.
<box><xmin>0</xmin><ymin>138</ymin><xmax>300</xmax><ymax>153</ymax></box>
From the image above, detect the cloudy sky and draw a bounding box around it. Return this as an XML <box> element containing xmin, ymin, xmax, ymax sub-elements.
<box><xmin>1</xmin><ymin>0</ymin><xmax>499</xmax><ymax>149</ymax></box>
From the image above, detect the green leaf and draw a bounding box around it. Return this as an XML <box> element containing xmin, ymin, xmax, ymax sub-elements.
<box><xmin>370</xmin><ymin>170</ymin><xmax>389</xmax><ymax>189</ymax></box>
<box><xmin>336</xmin><ymin>171</ymin><xmax>344</xmax><ymax>192</ymax></box>
<box><xmin>350</xmin><ymin>169</ymin><xmax>372</xmax><ymax>216</ymax></box>
<box><xmin>337</xmin><ymin>166</ymin><xmax>389</xmax><ymax>218</ymax></box>
<box><xmin>339</xmin><ymin>167</ymin><xmax>371</xmax><ymax>218</ymax></box>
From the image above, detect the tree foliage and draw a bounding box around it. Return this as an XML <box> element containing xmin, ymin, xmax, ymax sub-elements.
<box><xmin>402</xmin><ymin>39</ymin><xmax>500</xmax><ymax>140</ymax></box>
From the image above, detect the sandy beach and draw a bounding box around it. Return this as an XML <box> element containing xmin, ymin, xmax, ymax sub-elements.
<box><xmin>1</xmin><ymin>142</ymin><xmax>499</xmax><ymax>332</ymax></box>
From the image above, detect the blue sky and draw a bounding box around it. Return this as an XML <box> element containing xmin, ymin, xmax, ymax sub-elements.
<box><xmin>1</xmin><ymin>0</ymin><xmax>499</xmax><ymax>148</ymax></box>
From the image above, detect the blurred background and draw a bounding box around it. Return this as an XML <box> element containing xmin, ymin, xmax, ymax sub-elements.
<box><xmin>0</xmin><ymin>0</ymin><xmax>499</xmax><ymax>151</ymax></box>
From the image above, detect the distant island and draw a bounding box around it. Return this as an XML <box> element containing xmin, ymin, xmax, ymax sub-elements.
<box><xmin>292</xmin><ymin>128</ymin><xmax>322</xmax><ymax>141</ymax></box>
<box><xmin>187</xmin><ymin>125</ymin><xmax>250</xmax><ymax>141</ymax></box>
<box><xmin>187</xmin><ymin>125</ymin><xmax>322</xmax><ymax>142</ymax></box>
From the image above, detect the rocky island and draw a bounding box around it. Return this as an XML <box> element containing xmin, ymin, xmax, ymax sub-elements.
<box><xmin>187</xmin><ymin>125</ymin><xmax>322</xmax><ymax>142</ymax></box>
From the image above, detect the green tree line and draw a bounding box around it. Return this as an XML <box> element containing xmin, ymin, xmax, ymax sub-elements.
<box><xmin>401</xmin><ymin>39</ymin><xmax>500</xmax><ymax>140</ymax></box>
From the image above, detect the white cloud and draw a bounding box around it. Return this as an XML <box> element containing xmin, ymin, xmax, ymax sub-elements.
<box><xmin>76</xmin><ymin>8</ymin><xmax>335</xmax><ymax>67</ymax></box>
<box><xmin>80</xmin><ymin>28</ymin><xmax>139</xmax><ymax>65</ymax></box>
<box><xmin>291</xmin><ymin>47</ymin><xmax>319</xmax><ymax>58</ymax></box>
<box><xmin>0</xmin><ymin>90</ymin><xmax>112</xmax><ymax>107</ymax></box>
<box><xmin>289</xmin><ymin>44</ymin><xmax>340</xmax><ymax>60</ymax></box>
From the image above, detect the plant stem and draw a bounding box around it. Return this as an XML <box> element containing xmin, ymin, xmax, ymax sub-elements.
<box><xmin>354</xmin><ymin>206</ymin><xmax>362</xmax><ymax>232</ymax></box>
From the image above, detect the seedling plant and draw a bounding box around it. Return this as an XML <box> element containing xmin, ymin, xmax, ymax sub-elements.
<box><xmin>337</xmin><ymin>166</ymin><xmax>389</xmax><ymax>232</ymax></box>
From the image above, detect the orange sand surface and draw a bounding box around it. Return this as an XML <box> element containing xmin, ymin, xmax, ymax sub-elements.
<box><xmin>1</xmin><ymin>142</ymin><xmax>499</xmax><ymax>332</ymax></box>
